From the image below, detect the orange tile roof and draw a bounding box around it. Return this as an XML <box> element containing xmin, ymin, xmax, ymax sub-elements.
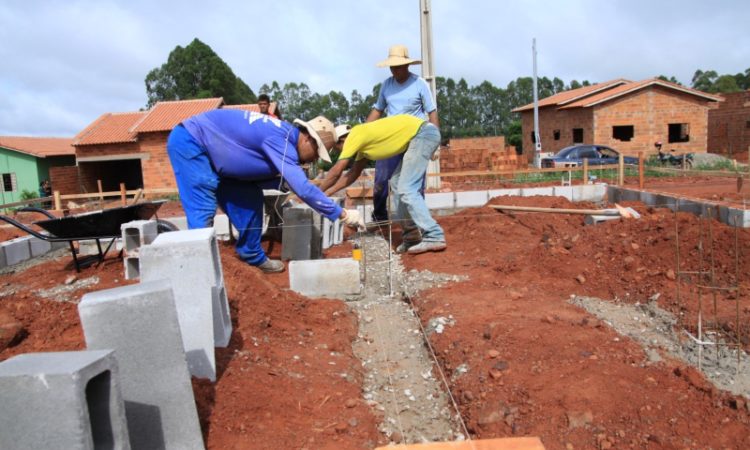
<box><xmin>73</xmin><ymin>112</ymin><xmax>147</xmax><ymax>146</ymax></box>
<box><xmin>131</xmin><ymin>98</ymin><xmax>224</xmax><ymax>133</ymax></box>
<box><xmin>560</xmin><ymin>78</ymin><xmax>723</xmax><ymax>108</ymax></box>
<box><xmin>512</xmin><ymin>79</ymin><xmax>630</xmax><ymax>112</ymax></box>
<box><xmin>0</xmin><ymin>136</ymin><xmax>74</xmax><ymax>157</ymax></box>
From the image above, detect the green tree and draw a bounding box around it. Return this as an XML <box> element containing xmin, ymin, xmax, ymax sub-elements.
<box><xmin>145</xmin><ymin>38</ymin><xmax>256</xmax><ymax>107</ymax></box>
<box><xmin>691</xmin><ymin>69</ymin><xmax>719</xmax><ymax>92</ymax></box>
<box><xmin>714</xmin><ymin>74</ymin><xmax>741</xmax><ymax>93</ymax></box>
<box><xmin>657</xmin><ymin>75</ymin><xmax>681</xmax><ymax>84</ymax></box>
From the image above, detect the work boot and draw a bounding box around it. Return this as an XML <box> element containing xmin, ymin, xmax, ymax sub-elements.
<box><xmin>257</xmin><ymin>258</ymin><xmax>285</xmax><ymax>273</ymax></box>
<box><xmin>395</xmin><ymin>240</ymin><xmax>420</xmax><ymax>254</ymax></box>
<box><xmin>407</xmin><ymin>240</ymin><xmax>447</xmax><ymax>255</ymax></box>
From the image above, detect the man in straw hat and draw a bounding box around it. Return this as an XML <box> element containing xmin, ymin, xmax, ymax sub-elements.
<box><xmin>320</xmin><ymin>114</ymin><xmax>446</xmax><ymax>255</ymax></box>
<box><xmin>167</xmin><ymin>110</ymin><xmax>365</xmax><ymax>273</ymax></box>
<box><xmin>367</xmin><ymin>44</ymin><xmax>439</xmax><ymax>224</ymax></box>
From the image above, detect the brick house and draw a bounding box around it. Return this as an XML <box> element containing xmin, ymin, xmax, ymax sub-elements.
<box><xmin>513</xmin><ymin>78</ymin><xmax>722</xmax><ymax>162</ymax></box>
<box><xmin>69</xmin><ymin>98</ymin><xmax>279</xmax><ymax>195</ymax></box>
<box><xmin>707</xmin><ymin>90</ymin><xmax>750</xmax><ymax>161</ymax></box>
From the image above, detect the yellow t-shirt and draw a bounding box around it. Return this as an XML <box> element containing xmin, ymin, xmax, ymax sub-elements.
<box><xmin>339</xmin><ymin>115</ymin><xmax>424</xmax><ymax>161</ymax></box>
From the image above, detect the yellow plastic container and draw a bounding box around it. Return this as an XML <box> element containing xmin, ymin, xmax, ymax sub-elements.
<box><xmin>352</xmin><ymin>248</ymin><xmax>362</xmax><ymax>261</ymax></box>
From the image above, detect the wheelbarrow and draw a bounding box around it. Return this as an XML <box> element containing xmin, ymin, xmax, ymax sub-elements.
<box><xmin>0</xmin><ymin>200</ymin><xmax>177</xmax><ymax>272</ymax></box>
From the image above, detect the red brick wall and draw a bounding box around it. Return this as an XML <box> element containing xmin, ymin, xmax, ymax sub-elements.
<box><xmin>519</xmin><ymin>86</ymin><xmax>713</xmax><ymax>159</ymax></box>
<box><xmin>594</xmin><ymin>86</ymin><xmax>710</xmax><ymax>157</ymax></box>
<box><xmin>708</xmin><ymin>91</ymin><xmax>750</xmax><ymax>161</ymax></box>
<box><xmin>138</xmin><ymin>132</ymin><xmax>176</xmax><ymax>190</ymax></box>
<box><xmin>519</xmin><ymin>107</ymin><xmax>593</xmax><ymax>161</ymax></box>
<box><xmin>49</xmin><ymin>166</ymin><xmax>81</xmax><ymax>195</ymax></box>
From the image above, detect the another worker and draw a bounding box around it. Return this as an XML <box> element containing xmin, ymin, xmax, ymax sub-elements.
<box><xmin>258</xmin><ymin>93</ymin><xmax>281</xmax><ymax>119</ymax></box>
<box><xmin>367</xmin><ymin>44</ymin><xmax>439</xmax><ymax>223</ymax></box>
<box><xmin>166</xmin><ymin>110</ymin><xmax>364</xmax><ymax>273</ymax></box>
<box><xmin>321</xmin><ymin>115</ymin><xmax>445</xmax><ymax>254</ymax></box>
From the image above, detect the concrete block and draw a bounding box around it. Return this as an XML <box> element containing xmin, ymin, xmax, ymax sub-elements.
<box><xmin>520</xmin><ymin>187</ymin><xmax>554</xmax><ymax>197</ymax></box>
<box><xmin>488</xmin><ymin>188</ymin><xmax>521</xmax><ymax>199</ymax></box>
<box><xmin>552</xmin><ymin>186</ymin><xmax>574</xmax><ymax>200</ymax></box>
<box><xmin>78</xmin><ymin>280</ymin><xmax>204</xmax><ymax>450</ymax></box>
<box><xmin>123</xmin><ymin>256</ymin><xmax>140</xmax><ymax>280</ymax></box>
<box><xmin>282</xmin><ymin>205</ymin><xmax>316</xmax><ymax>261</ymax></box>
<box><xmin>213</xmin><ymin>214</ymin><xmax>230</xmax><ymax>240</ymax></box>
<box><xmin>322</xmin><ymin>197</ymin><xmax>344</xmax><ymax>249</ymax></box>
<box><xmin>1</xmin><ymin>236</ymin><xmax>30</xmax><ymax>265</ymax></box>
<box><xmin>355</xmin><ymin>204</ymin><xmax>374</xmax><ymax>224</ymax></box>
<box><xmin>139</xmin><ymin>228</ymin><xmax>231</xmax><ymax>380</ymax></box>
<box><xmin>572</xmin><ymin>184</ymin><xmax>607</xmax><ymax>202</ymax></box>
<box><xmin>121</xmin><ymin>220</ymin><xmax>158</xmax><ymax>253</ymax></box>
<box><xmin>425</xmin><ymin>192</ymin><xmax>455</xmax><ymax>210</ymax></box>
<box><xmin>289</xmin><ymin>258</ymin><xmax>361</xmax><ymax>298</ymax></box>
<box><xmin>455</xmin><ymin>190</ymin><xmax>489</xmax><ymax>208</ymax></box>
<box><xmin>0</xmin><ymin>350</ymin><xmax>131</xmax><ymax>450</ymax></box>
<box><xmin>28</xmin><ymin>236</ymin><xmax>52</xmax><ymax>257</ymax></box>
<box><xmin>727</xmin><ymin>208</ymin><xmax>750</xmax><ymax>228</ymax></box>
<box><xmin>677</xmin><ymin>200</ymin><xmax>703</xmax><ymax>215</ymax></box>
<box><xmin>0</xmin><ymin>246</ymin><xmax>7</xmax><ymax>268</ymax></box>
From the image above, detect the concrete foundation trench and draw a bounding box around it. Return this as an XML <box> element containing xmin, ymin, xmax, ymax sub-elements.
<box><xmin>348</xmin><ymin>232</ymin><xmax>467</xmax><ymax>443</ymax></box>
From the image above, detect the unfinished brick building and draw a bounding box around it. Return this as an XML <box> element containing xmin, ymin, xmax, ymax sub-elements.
<box><xmin>67</xmin><ymin>98</ymin><xmax>279</xmax><ymax>195</ymax></box>
<box><xmin>513</xmin><ymin>79</ymin><xmax>722</xmax><ymax>162</ymax></box>
<box><xmin>707</xmin><ymin>90</ymin><xmax>750</xmax><ymax>161</ymax></box>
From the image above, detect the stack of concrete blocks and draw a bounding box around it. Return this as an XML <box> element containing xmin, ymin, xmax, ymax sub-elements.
<box><xmin>79</xmin><ymin>280</ymin><xmax>204</xmax><ymax>449</ymax></box>
<box><xmin>139</xmin><ymin>228</ymin><xmax>231</xmax><ymax>381</ymax></box>
<box><xmin>0</xmin><ymin>349</ymin><xmax>132</xmax><ymax>449</ymax></box>
<box><xmin>289</xmin><ymin>258</ymin><xmax>361</xmax><ymax>298</ymax></box>
<box><xmin>120</xmin><ymin>220</ymin><xmax>158</xmax><ymax>280</ymax></box>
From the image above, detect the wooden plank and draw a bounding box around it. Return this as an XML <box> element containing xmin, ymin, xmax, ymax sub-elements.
<box><xmin>490</xmin><ymin>204</ymin><xmax>621</xmax><ymax>216</ymax></box>
<box><xmin>375</xmin><ymin>436</ymin><xmax>545</xmax><ymax>450</ymax></box>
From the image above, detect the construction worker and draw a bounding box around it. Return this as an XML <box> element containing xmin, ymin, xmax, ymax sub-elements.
<box><xmin>367</xmin><ymin>44</ymin><xmax>439</xmax><ymax>223</ymax></box>
<box><xmin>321</xmin><ymin>115</ymin><xmax>445</xmax><ymax>254</ymax></box>
<box><xmin>166</xmin><ymin>110</ymin><xmax>364</xmax><ymax>273</ymax></box>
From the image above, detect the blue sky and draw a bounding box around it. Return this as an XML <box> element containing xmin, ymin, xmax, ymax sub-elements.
<box><xmin>1</xmin><ymin>0</ymin><xmax>748</xmax><ymax>137</ymax></box>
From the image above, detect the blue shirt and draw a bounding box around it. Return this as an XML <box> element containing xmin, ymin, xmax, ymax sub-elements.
<box><xmin>182</xmin><ymin>109</ymin><xmax>342</xmax><ymax>221</ymax></box>
<box><xmin>373</xmin><ymin>73</ymin><xmax>436</xmax><ymax>118</ymax></box>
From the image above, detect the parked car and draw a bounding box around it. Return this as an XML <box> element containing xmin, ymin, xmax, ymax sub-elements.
<box><xmin>541</xmin><ymin>145</ymin><xmax>638</xmax><ymax>168</ymax></box>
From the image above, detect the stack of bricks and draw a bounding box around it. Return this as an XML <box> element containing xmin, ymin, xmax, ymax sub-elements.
<box><xmin>439</xmin><ymin>136</ymin><xmax>522</xmax><ymax>183</ymax></box>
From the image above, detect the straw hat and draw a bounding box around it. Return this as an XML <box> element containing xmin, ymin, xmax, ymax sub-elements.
<box><xmin>335</xmin><ymin>124</ymin><xmax>352</xmax><ymax>140</ymax></box>
<box><xmin>376</xmin><ymin>45</ymin><xmax>422</xmax><ymax>68</ymax></box>
<box><xmin>293</xmin><ymin>116</ymin><xmax>336</xmax><ymax>163</ymax></box>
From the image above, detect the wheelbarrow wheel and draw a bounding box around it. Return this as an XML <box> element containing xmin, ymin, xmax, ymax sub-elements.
<box><xmin>156</xmin><ymin>219</ymin><xmax>179</xmax><ymax>233</ymax></box>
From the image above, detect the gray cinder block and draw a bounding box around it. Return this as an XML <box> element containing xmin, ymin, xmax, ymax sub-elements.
<box><xmin>455</xmin><ymin>190</ymin><xmax>489</xmax><ymax>207</ymax></box>
<box><xmin>1</xmin><ymin>236</ymin><xmax>30</xmax><ymax>265</ymax></box>
<box><xmin>425</xmin><ymin>192</ymin><xmax>455</xmax><ymax>209</ymax></box>
<box><xmin>121</xmin><ymin>220</ymin><xmax>158</xmax><ymax>253</ymax></box>
<box><xmin>282</xmin><ymin>205</ymin><xmax>316</xmax><ymax>261</ymax></box>
<box><xmin>0</xmin><ymin>350</ymin><xmax>131</xmax><ymax>450</ymax></box>
<box><xmin>28</xmin><ymin>236</ymin><xmax>52</xmax><ymax>257</ymax></box>
<box><xmin>78</xmin><ymin>280</ymin><xmax>204</xmax><ymax>450</ymax></box>
<box><xmin>289</xmin><ymin>258</ymin><xmax>361</xmax><ymax>298</ymax></box>
<box><xmin>139</xmin><ymin>228</ymin><xmax>231</xmax><ymax>380</ymax></box>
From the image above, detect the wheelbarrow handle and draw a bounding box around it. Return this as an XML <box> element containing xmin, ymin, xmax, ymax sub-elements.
<box><xmin>18</xmin><ymin>206</ymin><xmax>56</xmax><ymax>219</ymax></box>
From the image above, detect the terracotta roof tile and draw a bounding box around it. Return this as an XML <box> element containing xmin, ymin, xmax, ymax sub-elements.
<box><xmin>131</xmin><ymin>98</ymin><xmax>224</xmax><ymax>133</ymax></box>
<box><xmin>560</xmin><ymin>78</ymin><xmax>723</xmax><ymax>109</ymax></box>
<box><xmin>73</xmin><ymin>112</ymin><xmax>146</xmax><ymax>146</ymax></box>
<box><xmin>512</xmin><ymin>79</ymin><xmax>630</xmax><ymax>112</ymax></box>
<box><xmin>0</xmin><ymin>136</ymin><xmax>74</xmax><ymax>157</ymax></box>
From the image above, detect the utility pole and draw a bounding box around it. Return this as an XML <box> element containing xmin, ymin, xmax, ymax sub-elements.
<box><xmin>532</xmin><ymin>38</ymin><xmax>542</xmax><ymax>168</ymax></box>
<box><xmin>420</xmin><ymin>0</ymin><xmax>440</xmax><ymax>188</ymax></box>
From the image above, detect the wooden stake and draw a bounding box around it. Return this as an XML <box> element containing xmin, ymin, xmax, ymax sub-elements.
<box><xmin>490</xmin><ymin>204</ymin><xmax>621</xmax><ymax>216</ymax></box>
<box><xmin>97</xmin><ymin>179</ymin><xmax>103</xmax><ymax>208</ymax></box>
<box><xmin>53</xmin><ymin>190</ymin><xmax>62</xmax><ymax>211</ymax></box>
<box><xmin>638</xmin><ymin>152</ymin><xmax>644</xmax><ymax>190</ymax></box>
<box><xmin>618</xmin><ymin>153</ymin><xmax>624</xmax><ymax>186</ymax></box>
<box><xmin>582</xmin><ymin>158</ymin><xmax>588</xmax><ymax>185</ymax></box>
<box><xmin>120</xmin><ymin>183</ymin><xmax>126</xmax><ymax>206</ymax></box>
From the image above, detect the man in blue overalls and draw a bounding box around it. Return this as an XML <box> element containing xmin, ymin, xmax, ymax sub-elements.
<box><xmin>167</xmin><ymin>110</ymin><xmax>364</xmax><ymax>273</ymax></box>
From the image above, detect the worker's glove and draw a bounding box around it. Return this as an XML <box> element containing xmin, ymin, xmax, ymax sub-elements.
<box><xmin>341</xmin><ymin>209</ymin><xmax>365</xmax><ymax>230</ymax></box>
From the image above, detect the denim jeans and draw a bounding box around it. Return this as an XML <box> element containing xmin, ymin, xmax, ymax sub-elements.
<box><xmin>166</xmin><ymin>125</ymin><xmax>268</xmax><ymax>265</ymax></box>
<box><xmin>389</xmin><ymin>123</ymin><xmax>445</xmax><ymax>243</ymax></box>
